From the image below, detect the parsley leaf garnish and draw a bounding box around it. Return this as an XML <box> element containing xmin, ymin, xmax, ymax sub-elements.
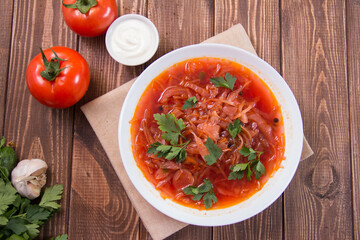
<box><xmin>147</xmin><ymin>141</ymin><xmax>189</xmax><ymax>163</ymax></box>
<box><xmin>203</xmin><ymin>190</ymin><xmax>218</xmax><ymax>209</ymax></box>
<box><xmin>26</xmin><ymin>205</ymin><xmax>51</xmax><ymax>224</ymax></box>
<box><xmin>6</xmin><ymin>218</ymin><xmax>27</xmax><ymax>235</ymax></box>
<box><xmin>153</xmin><ymin>113</ymin><xmax>185</xmax><ymax>145</ymax></box>
<box><xmin>0</xmin><ymin>179</ymin><xmax>17</xmax><ymax>215</ymax></box>
<box><xmin>229</xmin><ymin>146</ymin><xmax>265</xmax><ymax>181</ymax></box>
<box><xmin>183</xmin><ymin>179</ymin><xmax>218</xmax><ymax>209</ymax></box>
<box><xmin>182</xmin><ymin>96</ymin><xmax>198</xmax><ymax>110</ymax></box>
<box><xmin>39</xmin><ymin>185</ymin><xmax>63</xmax><ymax>211</ymax></box>
<box><xmin>0</xmin><ymin>216</ymin><xmax>8</xmax><ymax>226</ymax></box>
<box><xmin>228</xmin><ymin>119</ymin><xmax>242</xmax><ymax>142</ymax></box>
<box><xmin>204</xmin><ymin>138</ymin><xmax>222</xmax><ymax>165</ymax></box>
<box><xmin>26</xmin><ymin>223</ymin><xmax>41</xmax><ymax>239</ymax></box>
<box><xmin>51</xmin><ymin>234</ymin><xmax>69</xmax><ymax>240</ymax></box>
<box><xmin>210</xmin><ymin>73</ymin><xmax>237</xmax><ymax>90</ymax></box>
<box><xmin>239</xmin><ymin>146</ymin><xmax>262</xmax><ymax>161</ymax></box>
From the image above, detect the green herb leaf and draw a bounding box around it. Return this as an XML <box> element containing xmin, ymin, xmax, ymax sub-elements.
<box><xmin>0</xmin><ymin>136</ymin><xmax>18</xmax><ymax>181</ymax></box>
<box><xmin>147</xmin><ymin>141</ymin><xmax>189</xmax><ymax>163</ymax></box>
<box><xmin>254</xmin><ymin>161</ymin><xmax>266</xmax><ymax>180</ymax></box>
<box><xmin>239</xmin><ymin>146</ymin><xmax>260</xmax><ymax>161</ymax></box>
<box><xmin>230</xmin><ymin>146</ymin><xmax>265</xmax><ymax>181</ymax></box>
<box><xmin>204</xmin><ymin>138</ymin><xmax>222</xmax><ymax>165</ymax></box>
<box><xmin>6</xmin><ymin>218</ymin><xmax>27</xmax><ymax>235</ymax></box>
<box><xmin>228</xmin><ymin>170</ymin><xmax>244</xmax><ymax>180</ymax></box>
<box><xmin>210</xmin><ymin>73</ymin><xmax>237</xmax><ymax>90</ymax></box>
<box><xmin>0</xmin><ymin>137</ymin><xmax>5</xmax><ymax>148</ymax></box>
<box><xmin>228</xmin><ymin>119</ymin><xmax>242</xmax><ymax>142</ymax></box>
<box><xmin>192</xmin><ymin>194</ymin><xmax>203</xmax><ymax>201</ymax></box>
<box><xmin>182</xmin><ymin>186</ymin><xmax>196</xmax><ymax>195</ymax></box>
<box><xmin>25</xmin><ymin>224</ymin><xmax>40</xmax><ymax>239</ymax></box>
<box><xmin>153</xmin><ymin>113</ymin><xmax>185</xmax><ymax>145</ymax></box>
<box><xmin>239</xmin><ymin>146</ymin><xmax>251</xmax><ymax>156</ymax></box>
<box><xmin>197</xmin><ymin>179</ymin><xmax>213</xmax><ymax>193</ymax></box>
<box><xmin>228</xmin><ymin>163</ymin><xmax>248</xmax><ymax>180</ymax></box>
<box><xmin>203</xmin><ymin>190</ymin><xmax>218</xmax><ymax>209</ymax></box>
<box><xmin>233</xmin><ymin>163</ymin><xmax>248</xmax><ymax>172</ymax></box>
<box><xmin>26</xmin><ymin>205</ymin><xmax>51</xmax><ymax>224</ymax></box>
<box><xmin>51</xmin><ymin>234</ymin><xmax>68</xmax><ymax>240</ymax></box>
<box><xmin>6</xmin><ymin>234</ymin><xmax>25</xmax><ymax>240</ymax></box>
<box><xmin>39</xmin><ymin>185</ymin><xmax>63</xmax><ymax>211</ymax></box>
<box><xmin>225</xmin><ymin>73</ymin><xmax>237</xmax><ymax>89</ymax></box>
<box><xmin>0</xmin><ymin>179</ymin><xmax>17</xmax><ymax>215</ymax></box>
<box><xmin>183</xmin><ymin>179</ymin><xmax>217</xmax><ymax>209</ymax></box>
<box><xmin>246</xmin><ymin>165</ymin><xmax>253</xmax><ymax>181</ymax></box>
<box><xmin>182</xmin><ymin>96</ymin><xmax>198</xmax><ymax>110</ymax></box>
<box><xmin>0</xmin><ymin>215</ymin><xmax>8</xmax><ymax>225</ymax></box>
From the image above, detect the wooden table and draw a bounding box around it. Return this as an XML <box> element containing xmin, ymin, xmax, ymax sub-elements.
<box><xmin>1</xmin><ymin>0</ymin><xmax>358</xmax><ymax>239</ymax></box>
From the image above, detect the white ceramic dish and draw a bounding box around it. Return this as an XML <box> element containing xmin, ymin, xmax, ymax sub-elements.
<box><xmin>105</xmin><ymin>14</ymin><xmax>159</xmax><ymax>66</ymax></box>
<box><xmin>118</xmin><ymin>43</ymin><xmax>303</xmax><ymax>226</ymax></box>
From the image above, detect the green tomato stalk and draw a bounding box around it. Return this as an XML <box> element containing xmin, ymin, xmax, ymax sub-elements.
<box><xmin>62</xmin><ymin>0</ymin><xmax>98</xmax><ymax>14</ymax></box>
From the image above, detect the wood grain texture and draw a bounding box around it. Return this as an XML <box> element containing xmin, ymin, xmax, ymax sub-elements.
<box><xmin>0</xmin><ymin>0</ymin><xmax>14</xmax><ymax>136</ymax></box>
<box><xmin>148</xmin><ymin>0</ymin><xmax>215</xmax><ymax>59</ymax></box>
<box><xmin>347</xmin><ymin>0</ymin><xmax>360</xmax><ymax>238</ymax></box>
<box><xmin>281</xmin><ymin>0</ymin><xmax>352</xmax><ymax>239</ymax></box>
<box><xmin>141</xmin><ymin>0</ymin><xmax>215</xmax><ymax>239</ymax></box>
<box><xmin>68</xmin><ymin>0</ymin><xmax>146</xmax><ymax>239</ymax></box>
<box><xmin>214</xmin><ymin>1</ymin><xmax>283</xmax><ymax>239</ymax></box>
<box><xmin>1</xmin><ymin>0</ymin><xmax>358</xmax><ymax>239</ymax></box>
<box><xmin>3</xmin><ymin>0</ymin><xmax>77</xmax><ymax>238</ymax></box>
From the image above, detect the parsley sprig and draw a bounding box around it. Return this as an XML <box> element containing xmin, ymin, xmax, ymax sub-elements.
<box><xmin>228</xmin><ymin>146</ymin><xmax>266</xmax><ymax>181</ymax></box>
<box><xmin>148</xmin><ymin>113</ymin><xmax>189</xmax><ymax>162</ymax></box>
<box><xmin>182</xmin><ymin>96</ymin><xmax>198</xmax><ymax>110</ymax></box>
<box><xmin>228</xmin><ymin>119</ymin><xmax>242</xmax><ymax>142</ymax></box>
<box><xmin>183</xmin><ymin>179</ymin><xmax>218</xmax><ymax>209</ymax></box>
<box><xmin>204</xmin><ymin>138</ymin><xmax>222</xmax><ymax>165</ymax></box>
<box><xmin>154</xmin><ymin>113</ymin><xmax>185</xmax><ymax>145</ymax></box>
<box><xmin>210</xmin><ymin>73</ymin><xmax>237</xmax><ymax>90</ymax></box>
<box><xmin>0</xmin><ymin>178</ymin><xmax>64</xmax><ymax>239</ymax></box>
<box><xmin>147</xmin><ymin>141</ymin><xmax>189</xmax><ymax>163</ymax></box>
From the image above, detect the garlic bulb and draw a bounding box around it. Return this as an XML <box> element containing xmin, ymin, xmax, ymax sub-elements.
<box><xmin>11</xmin><ymin>159</ymin><xmax>48</xmax><ymax>199</ymax></box>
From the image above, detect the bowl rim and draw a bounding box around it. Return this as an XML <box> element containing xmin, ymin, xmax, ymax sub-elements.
<box><xmin>118</xmin><ymin>43</ymin><xmax>303</xmax><ymax>226</ymax></box>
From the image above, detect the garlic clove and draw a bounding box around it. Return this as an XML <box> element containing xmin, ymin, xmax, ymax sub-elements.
<box><xmin>11</xmin><ymin>159</ymin><xmax>48</xmax><ymax>199</ymax></box>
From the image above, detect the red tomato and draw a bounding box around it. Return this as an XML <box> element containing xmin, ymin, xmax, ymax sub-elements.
<box><xmin>26</xmin><ymin>47</ymin><xmax>90</xmax><ymax>108</ymax></box>
<box><xmin>62</xmin><ymin>0</ymin><xmax>118</xmax><ymax>37</ymax></box>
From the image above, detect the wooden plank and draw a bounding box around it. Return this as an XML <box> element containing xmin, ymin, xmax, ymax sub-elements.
<box><xmin>3</xmin><ymin>0</ymin><xmax>77</xmax><ymax>238</ymax></box>
<box><xmin>347</xmin><ymin>0</ymin><xmax>360</xmax><ymax>238</ymax></box>
<box><xmin>281</xmin><ymin>0</ymin><xmax>352</xmax><ymax>239</ymax></box>
<box><xmin>214</xmin><ymin>1</ymin><xmax>283</xmax><ymax>239</ymax></box>
<box><xmin>139</xmin><ymin>0</ymin><xmax>215</xmax><ymax>239</ymax></box>
<box><xmin>68</xmin><ymin>0</ymin><xmax>146</xmax><ymax>239</ymax></box>
<box><xmin>0</xmin><ymin>0</ymin><xmax>14</xmax><ymax>136</ymax></box>
<box><xmin>148</xmin><ymin>0</ymin><xmax>214</xmax><ymax>59</ymax></box>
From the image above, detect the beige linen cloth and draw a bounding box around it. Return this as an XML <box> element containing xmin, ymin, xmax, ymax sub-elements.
<box><xmin>81</xmin><ymin>24</ymin><xmax>314</xmax><ymax>240</ymax></box>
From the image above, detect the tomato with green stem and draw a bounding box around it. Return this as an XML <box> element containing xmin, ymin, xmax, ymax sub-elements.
<box><xmin>26</xmin><ymin>47</ymin><xmax>90</xmax><ymax>108</ymax></box>
<box><xmin>62</xmin><ymin>0</ymin><xmax>118</xmax><ymax>37</ymax></box>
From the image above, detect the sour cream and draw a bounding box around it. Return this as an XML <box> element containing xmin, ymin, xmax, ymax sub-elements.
<box><xmin>106</xmin><ymin>14</ymin><xmax>159</xmax><ymax>66</ymax></box>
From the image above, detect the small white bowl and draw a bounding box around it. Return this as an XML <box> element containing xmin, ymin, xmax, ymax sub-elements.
<box><xmin>118</xmin><ymin>43</ymin><xmax>303</xmax><ymax>226</ymax></box>
<box><xmin>105</xmin><ymin>14</ymin><xmax>159</xmax><ymax>66</ymax></box>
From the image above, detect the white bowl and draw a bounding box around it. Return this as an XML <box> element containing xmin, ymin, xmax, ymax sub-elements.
<box><xmin>118</xmin><ymin>43</ymin><xmax>303</xmax><ymax>226</ymax></box>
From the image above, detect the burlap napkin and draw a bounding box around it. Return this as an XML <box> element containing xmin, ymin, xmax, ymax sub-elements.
<box><xmin>81</xmin><ymin>24</ymin><xmax>313</xmax><ymax>240</ymax></box>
